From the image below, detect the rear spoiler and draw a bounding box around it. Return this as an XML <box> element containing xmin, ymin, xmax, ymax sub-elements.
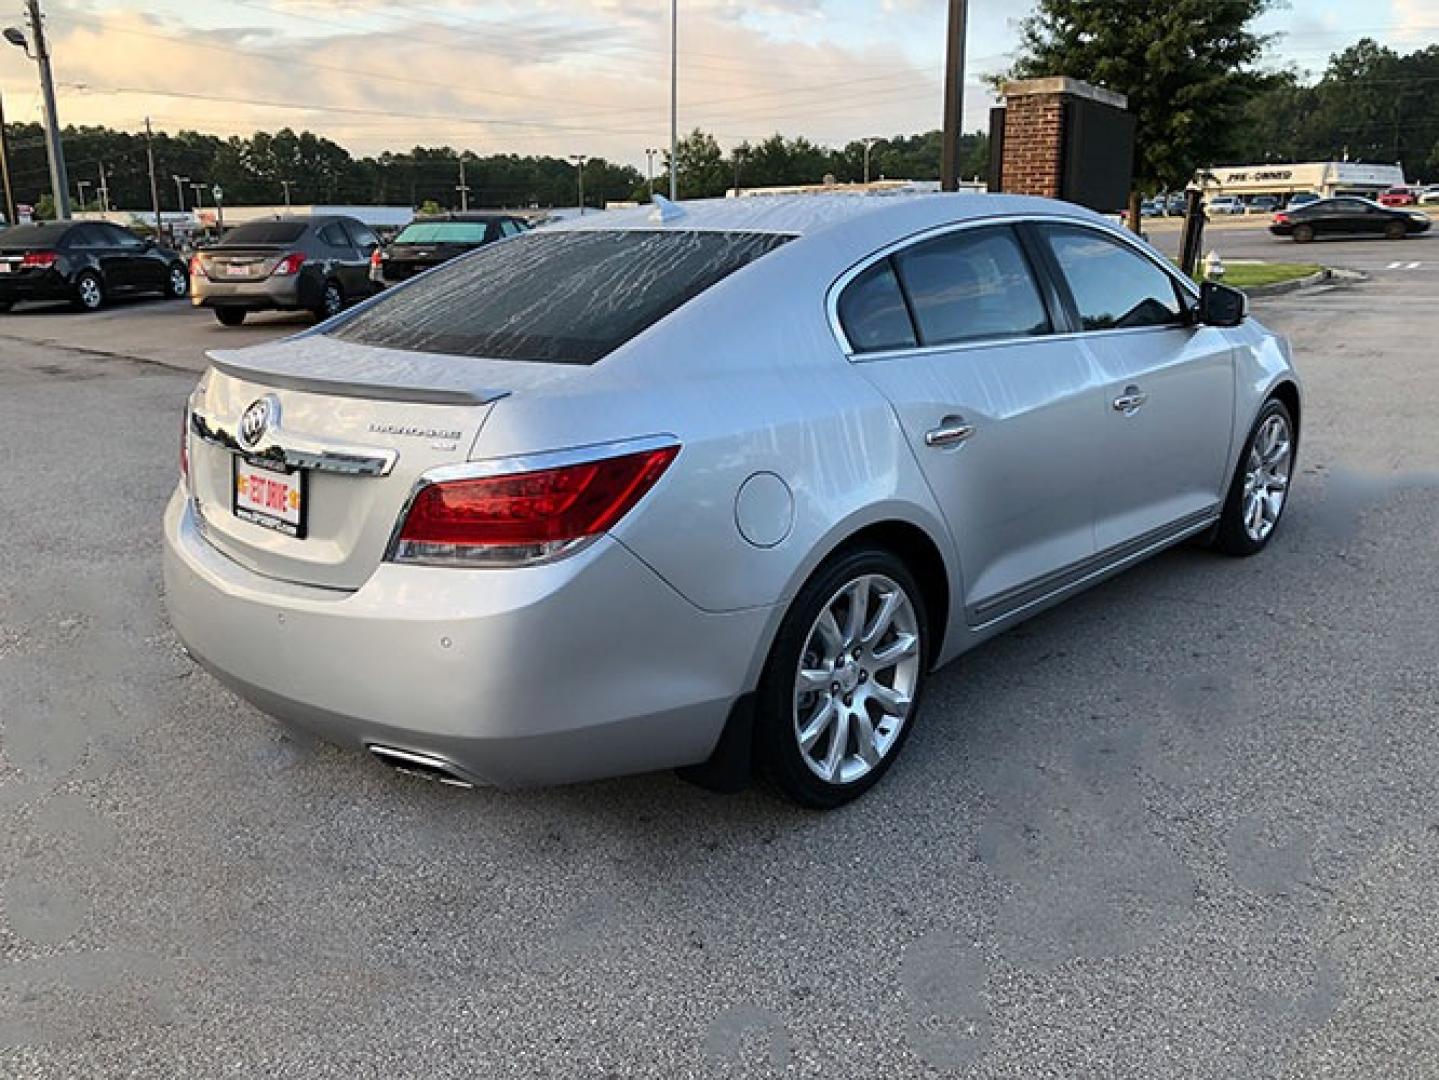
<box><xmin>207</xmin><ymin>342</ymin><xmax>510</xmax><ymax>407</ymax></box>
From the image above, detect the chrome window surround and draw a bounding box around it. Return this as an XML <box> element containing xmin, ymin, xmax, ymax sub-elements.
<box><xmin>383</xmin><ymin>433</ymin><xmax>681</xmax><ymax>569</ymax></box>
<box><xmin>826</xmin><ymin>213</ymin><xmax>1202</xmax><ymax>363</ymax></box>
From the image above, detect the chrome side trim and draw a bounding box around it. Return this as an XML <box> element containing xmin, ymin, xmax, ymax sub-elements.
<box><xmin>190</xmin><ymin>408</ymin><xmax>399</xmax><ymax>477</ymax></box>
<box><xmin>968</xmin><ymin>506</ymin><xmax>1218</xmax><ymax>627</ymax></box>
<box><xmin>825</xmin><ymin>211</ymin><xmax>1201</xmax><ymax>360</ymax></box>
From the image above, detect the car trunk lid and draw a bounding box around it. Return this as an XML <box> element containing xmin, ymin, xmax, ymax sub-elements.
<box><xmin>195</xmin><ymin>245</ymin><xmax>292</xmax><ymax>282</ymax></box>
<box><xmin>187</xmin><ymin>335</ymin><xmax>511</xmax><ymax>590</ymax></box>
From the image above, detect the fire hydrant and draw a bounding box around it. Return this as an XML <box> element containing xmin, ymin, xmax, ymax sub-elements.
<box><xmin>1204</xmin><ymin>250</ymin><xmax>1225</xmax><ymax>280</ymax></box>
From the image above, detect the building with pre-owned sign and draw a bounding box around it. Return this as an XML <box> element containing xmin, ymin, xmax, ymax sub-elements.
<box><xmin>1200</xmin><ymin>162</ymin><xmax>1405</xmax><ymax>199</ymax></box>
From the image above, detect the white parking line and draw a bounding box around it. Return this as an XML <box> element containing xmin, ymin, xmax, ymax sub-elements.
<box><xmin>1406</xmin><ymin>261</ymin><xmax>1421</xmax><ymax>270</ymax></box>
<box><xmin>1386</xmin><ymin>261</ymin><xmax>1423</xmax><ymax>270</ymax></box>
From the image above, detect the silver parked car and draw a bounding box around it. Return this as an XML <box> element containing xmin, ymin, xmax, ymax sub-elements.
<box><xmin>164</xmin><ymin>194</ymin><xmax>1301</xmax><ymax>807</ymax></box>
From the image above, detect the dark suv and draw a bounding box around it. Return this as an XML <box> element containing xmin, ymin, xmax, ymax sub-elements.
<box><xmin>190</xmin><ymin>215</ymin><xmax>383</xmax><ymax>326</ymax></box>
<box><xmin>375</xmin><ymin>212</ymin><xmax>528</xmax><ymax>285</ymax></box>
<box><xmin>0</xmin><ymin>221</ymin><xmax>188</xmax><ymax>312</ymax></box>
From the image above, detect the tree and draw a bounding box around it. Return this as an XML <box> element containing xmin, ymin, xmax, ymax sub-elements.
<box><xmin>1006</xmin><ymin>0</ymin><xmax>1274</xmax><ymax>188</ymax></box>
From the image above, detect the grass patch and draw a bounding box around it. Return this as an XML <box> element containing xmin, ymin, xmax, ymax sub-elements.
<box><xmin>1202</xmin><ymin>262</ymin><xmax>1322</xmax><ymax>289</ymax></box>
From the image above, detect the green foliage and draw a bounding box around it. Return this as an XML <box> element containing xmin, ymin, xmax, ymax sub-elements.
<box><xmin>33</xmin><ymin>193</ymin><xmax>55</xmax><ymax>220</ymax></box>
<box><xmin>1232</xmin><ymin>41</ymin><xmax>1439</xmax><ymax>180</ymax></box>
<box><xmin>1007</xmin><ymin>0</ymin><xmax>1274</xmax><ymax>188</ymax></box>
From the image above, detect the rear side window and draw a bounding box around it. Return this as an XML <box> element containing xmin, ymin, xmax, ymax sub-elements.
<box><xmin>892</xmin><ymin>226</ymin><xmax>1050</xmax><ymax>346</ymax></box>
<box><xmin>332</xmin><ymin>229</ymin><xmax>791</xmax><ymax>364</ymax></box>
<box><xmin>393</xmin><ymin>221</ymin><xmax>491</xmax><ymax>244</ymax></box>
<box><xmin>317</xmin><ymin>222</ymin><xmax>351</xmax><ymax>248</ymax></box>
<box><xmin>837</xmin><ymin>260</ymin><xmax>916</xmax><ymax>353</ymax></box>
<box><xmin>1041</xmin><ymin>225</ymin><xmax>1185</xmax><ymax>331</ymax></box>
<box><xmin>223</xmin><ymin>221</ymin><xmax>307</xmax><ymax>246</ymax></box>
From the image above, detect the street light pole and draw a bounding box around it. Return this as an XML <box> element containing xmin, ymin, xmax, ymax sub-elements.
<box><xmin>75</xmin><ymin>178</ymin><xmax>89</xmax><ymax>211</ymax></box>
<box><xmin>97</xmin><ymin>162</ymin><xmax>110</xmax><ymax>212</ymax></box>
<box><xmin>144</xmin><ymin>117</ymin><xmax>161</xmax><ymax>236</ymax></box>
<box><xmin>280</xmin><ymin>179</ymin><xmax>293</xmax><ymax>207</ymax></box>
<box><xmin>6</xmin><ymin>1</ymin><xmax>70</xmax><ymax>218</ymax></box>
<box><xmin>172</xmin><ymin>174</ymin><xmax>189</xmax><ymax>213</ymax></box>
<box><xmin>939</xmin><ymin>0</ymin><xmax>968</xmax><ymax>192</ymax></box>
<box><xmin>455</xmin><ymin>159</ymin><xmax>471</xmax><ymax>212</ymax></box>
<box><xmin>863</xmin><ymin>137</ymin><xmax>880</xmax><ymax>185</ymax></box>
<box><xmin>0</xmin><ymin>90</ymin><xmax>16</xmax><ymax>225</ymax></box>
<box><xmin>645</xmin><ymin>148</ymin><xmax>657</xmax><ymax>200</ymax></box>
<box><xmin>569</xmin><ymin>154</ymin><xmax>587</xmax><ymax>215</ymax></box>
<box><xmin>190</xmin><ymin>181</ymin><xmax>205</xmax><ymax>210</ymax></box>
<box><xmin>669</xmin><ymin>0</ymin><xmax>678</xmax><ymax>201</ymax></box>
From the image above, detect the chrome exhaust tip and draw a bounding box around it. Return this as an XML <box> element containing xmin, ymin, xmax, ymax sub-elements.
<box><xmin>367</xmin><ymin>745</ymin><xmax>475</xmax><ymax>789</ymax></box>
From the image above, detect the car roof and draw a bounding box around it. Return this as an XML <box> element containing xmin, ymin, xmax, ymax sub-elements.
<box><xmin>546</xmin><ymin>192</ymin><xmax>1111</xmax><ymax>240</ymax></box>
<box><xmin>409</xmin><ymin>212</ymin><xmax>517</xmax><ymax>222</ymax></box>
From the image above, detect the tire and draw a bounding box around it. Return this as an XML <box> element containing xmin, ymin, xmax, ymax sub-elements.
<box><xmin>754</xmin><ymin>547</ymin><xmax>930</xmax><ymax>809</ymax></box>
<box><xmin>73</xmin><ymin>271</ymin><xmax>104</xmax><ymax>311</ymax></box>
<box><xmin>1292</xmin><ymin>224</ymin><xmax>1314</xmax><ymax>244</ymax></box>
<box><xmin>1384</xmin><ymin>220</ymin><xmax>1406</xmax><ymax>240</ymax></box>
<box><xmin>214</xmin><ymin>307</ymin><xmax>246</xmax><ymax>326</ymax></box>
<box><xmin>1212</xmin><ymin>398</ymin><xmax>1295</xmax><ymax>557</ymax></box>
<box><xmin>313</xmin><ymin>280</ymin><xmax>343</xmax><ymax>321</ymax></box>
<box><xmin>165</xmin><ymin>262</ymin><xmax>188</xmax><ymax>298</ymax></box>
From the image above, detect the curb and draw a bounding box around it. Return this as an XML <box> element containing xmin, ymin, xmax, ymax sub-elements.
<box><xmin>1237</xmin><ymin>266</ymin><xmax>1370</xmax><ymax>298</ymax></box>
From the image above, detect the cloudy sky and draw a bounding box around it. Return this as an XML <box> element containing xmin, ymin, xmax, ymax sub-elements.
<box><xmin>2</xmin><ymin>0</ymin><xmax>1434</xmax><ymax>167</ymax></box>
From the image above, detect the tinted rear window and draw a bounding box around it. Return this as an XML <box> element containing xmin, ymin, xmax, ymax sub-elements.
<box><xmin>222</xmin><ymin>221</ymin><xmax>307</xmax><ymax>245</ymax></box>
<box><xmin>0</xmin><ymin>222</ymin><xmax>73</xmax><ymax>247</ymax></box>
<box><xmin>332</xmin><ymin>229</ymin><xmax>791</xmax><ymax>364</ymax></box>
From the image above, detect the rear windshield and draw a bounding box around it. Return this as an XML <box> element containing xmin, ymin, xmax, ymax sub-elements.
<box><xmin>393</xmin><ymin>221</ymin><xmax>492</xmax><ymax>244</ymax></box>
<box><xmin>0</xmin><ymin>222</ymin><xmax>73</xmax><ymax>247</ymax></box>
<box><xmin>331</xmin><ymin>229</ymin><xmax>791</xmax><ymax>364</ymax></box>
<box><xmin>222</xmin><ymin>221</ymin><xmax>307</xmax><ymax>245</ymax></box>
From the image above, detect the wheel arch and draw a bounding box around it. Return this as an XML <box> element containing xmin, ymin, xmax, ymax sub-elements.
<box><xmin>1268</xmin><ymin>379</ymin><xmax>1301</xmax><ymax>449</ymax></box>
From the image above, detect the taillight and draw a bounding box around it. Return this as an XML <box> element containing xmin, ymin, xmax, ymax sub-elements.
<box><xmin>188</xmin><ymin>254</ymin><xmax>203</xmax><ymax>277</ymax></box>
<box><xmin>1273</xmin><ymin>212</ymin><xmax>1289</xmax><ymax>225</ymax></box>
<box><xmin>369</xmin><ymin>248</ymin><xmax>383</xmax><ymax>268</ymax></box>
<box><xmin>271</xmin><ymin>252</ymin><xmax>306</xmax><ymax>276</ymax></box>
<box><xmin>21</xmin><ymin>250</ymin><xmax>57</xmax><ymax>269</ymax></box>
<box><xmin>390</xmin><ymin>445</ymin><xmax>679</xmax><ymax>567</ymax></box>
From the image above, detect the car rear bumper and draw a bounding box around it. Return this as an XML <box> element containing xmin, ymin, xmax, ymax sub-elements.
<box><xmin>192</xmin><ymin>274</ymin><xmax>305</xmax><ymax>311</ymax></box>
<box><xmin>162</xmin><ymin>489</ymin><xmax>772</xmax><ymax>787</ymax></box>
<box><xmin>0</xmin><ymin>269</ymin><xmax>73</xmax><ymax>302</ymax></box>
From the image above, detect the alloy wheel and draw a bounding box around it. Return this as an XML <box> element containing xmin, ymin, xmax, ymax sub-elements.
<box><xmin>1242</xmin><ymin>413</ymin><xmax>1292</xmax><ymax>543</ymax></box>
<box><xmin>169</xmin><ymin>266</ymin><xmax>187</xmax><ymax>296</ymax></box>
<box><xmin>792</xmin><ymin>573</ymin><xmax>921</xmax><ymax>785</ymax></box>
<box><xmin>78</xmin><ymin>275</ymin><xmax>102</xmax><ymax>310</ymax></box>
<box><xmin>322</xmin><ymin>283</ymin><xmax>343</xmax><ymax>318</ymax></box>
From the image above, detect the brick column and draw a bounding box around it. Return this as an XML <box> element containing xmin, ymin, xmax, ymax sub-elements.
<box><xmin>995</xmin><ymin>77</ymin><xmax>1129</xmax><ymax>201</ymax></box>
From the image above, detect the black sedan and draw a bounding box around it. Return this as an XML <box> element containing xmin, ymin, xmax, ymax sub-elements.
<box><xmin>373</xmin><ymin>212</ymin><xmax>528</xmax><ymax>285</ymax></box>
<box><xmin>0</xmin><ymin>221</ymin><xmax>188</xmax><ymax>311</ymax></box>
<box><xmin>1270</xmin><ymin>197</ymin><xmax>1432</xmax><ymax>243</ymax></box>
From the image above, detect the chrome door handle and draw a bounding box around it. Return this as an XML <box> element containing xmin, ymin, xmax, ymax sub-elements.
<box><xmin>1112</xmin><ymin>387</ymin><xmax>1148</xmax><ymax>414</ymax></box>
<box><xmin>924</xmin><ymin>418</ymin><xmax>976</xmax><ymax>447</ymax></box>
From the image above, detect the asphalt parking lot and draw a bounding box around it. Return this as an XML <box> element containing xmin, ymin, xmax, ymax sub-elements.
<box><xmin>2</xmin><ymin>231</ymin><xmax>1437</xmax><ymax>1078</ymax></box>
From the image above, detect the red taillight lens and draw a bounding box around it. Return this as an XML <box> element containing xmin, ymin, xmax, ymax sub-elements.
<box><xmin>1273</xmin><ymin>212</ymin><xmax>1289</xmax><ymax>225</ymax></box>
<box><xmin>21</xmin><ymin>250</ymin><xmax>57</xmax><ymax>269</ymax></box>
<box><xmin>271</xmin><ymin>252</ymin><xmax>306</xmax><ymax>276</ymax></box>
<box><xmin>391</xmin><ymin>446</ymin><xmax>679</xmax><ymax>566</ymax></box>
<box><xmin>188</xmin><ymin>254</ymin><xmax>203</xmax><ymax>277</ymax></box>
<box><xmin>369</xmin><ymin>248</ymin><xmax>383</xmax><ymax>268</ymax></box>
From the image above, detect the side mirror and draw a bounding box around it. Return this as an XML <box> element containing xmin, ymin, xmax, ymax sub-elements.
<box><xmin>1199</xmin><ymin>280</ymin><xmax>1247</xmax><ymax>327</ymax></box>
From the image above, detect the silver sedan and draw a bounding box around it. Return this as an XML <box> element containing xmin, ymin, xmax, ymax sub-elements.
<box><xmin>163</xmin><ymin>193</ymin><xmax>1300</xmax><ymax>807</ymax></box>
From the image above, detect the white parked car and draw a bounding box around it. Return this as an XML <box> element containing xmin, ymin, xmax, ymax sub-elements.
<box><xmin>164</xmin><ymin>195</ymin><xmax>1301</xmax><ymax>807</ymax></box>
<box><xmin>1205</xmin><ymin>195</ymin><xmax>1246</xmax><ymax>216</ymax></box>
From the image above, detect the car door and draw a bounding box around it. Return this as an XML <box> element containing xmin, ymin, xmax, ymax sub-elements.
<box><xmin>839</xmin><ymin>222</ymin><xmax>1107</xmax><ymax>626</ymax></box>
<box><xmin>341</xmin><ymin>219</ymin><xmax>383</xmax><ymax>295</ymax></box>
<box><xmin>316</xmin><ymin>220</ymin><xmax>364</xmax><ymax>297</ymax></box>
<box><xmin>105</xmin><ymin>225</ymin><xmax>164</xmax><ymax>291</ymax></box>
<box><xmin>1034</xmin><ymin>222</ymin><xmax>1235</xmax><ymax>553</ymax></box>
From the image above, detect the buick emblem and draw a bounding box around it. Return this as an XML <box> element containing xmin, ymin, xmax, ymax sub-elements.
<box><xmin>238</xmin><ymin>396</ymin><xmax>277</xmax><ymax>449</ymax></box>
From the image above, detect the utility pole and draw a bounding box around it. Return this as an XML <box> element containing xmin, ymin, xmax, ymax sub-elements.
<box><xmin>863</xmin><ymin>137</ymin><xmax>880</xmax><ymax>185</ymax></box>
<box><xmin>172</xmin><ymin>174</ymin><xmax>189</xmax><ymax>213</ymax></box>
<box><xmin>144</xmin><ymin>117</ymin><xmax>161</xmax><ymax>236</ymax></box>
<box><xmin>455</xmin><ymin>159</ymin><xmax>470</xmax><ymax>212</ymax></box>
<box><xmin>97</xmin><ymin>162</ymin><xmax>110</xmax><ymax>212</ymax></box>
<box><xmin>569</xmin><ymin>154</ymin><xmax>587</xmax><ymax>214</ymax></box>
<box><xmin>669</xmin><ymin>0</ymin><xmax>678</xmax><ymax>200</ymax></box>
<box><xmin>279</xmin><ymin>179</ymin><xmax>293</xmax><ymax>207</ymax></box>
<box><xmin>75</xmin><ymin>178</ymin><xmax>89</xmax><ymax>211</ymax></box>
<box><xmin>645</xmin><ymin>148</ymin><xmax>658</xmax><ymax>199</ymax></box>
<box><xmin>0</xmin><ymin>90</ymin><xmax>15</xmax><ymax>225</ymax></box>
<box><xmin>939</xmin><ymin>0</ymin><xmax>968</xmax><ymax>192</ymax></box>
<box><xmin>23</xmin><ymin>0</ymin><xmax>70</xmax><ymax>217</ymax></box>
<box><xmin>732</xmin><ymin>147</ymin><xmax>745</xmax><ymax>197</ymax></box>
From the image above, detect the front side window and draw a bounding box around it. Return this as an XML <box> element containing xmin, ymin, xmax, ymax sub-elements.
<box><xmin>332</xmin><ymin>229</ymin><xmax>791</xmax><ymax>364</ymax></box>
<box><xmin>892</xmin><ymin>226</ymin><xmax>1050</xmax><ymax>347</ymax></box>
<box><xmin>1041</xmin><ymin>225</ymin><xmax>1185</xmax><ymax>331</ymax></box>
<box><xmin>837</xmin><ymin>260</ymin><xmax>916</xmax><ymax>354</ymax></box>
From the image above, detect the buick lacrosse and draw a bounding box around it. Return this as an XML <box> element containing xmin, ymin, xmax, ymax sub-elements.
<box><xmin>164</xmin><ymin>194</ymin><xmax>1300</xmax><ymax>807</ymax></box>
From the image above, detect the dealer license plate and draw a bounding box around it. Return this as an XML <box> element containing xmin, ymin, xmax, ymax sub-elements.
<box><xmin>233</xmin><ymin>456</ymin><xmax>306</xmax><ymax>538</ymax></box>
